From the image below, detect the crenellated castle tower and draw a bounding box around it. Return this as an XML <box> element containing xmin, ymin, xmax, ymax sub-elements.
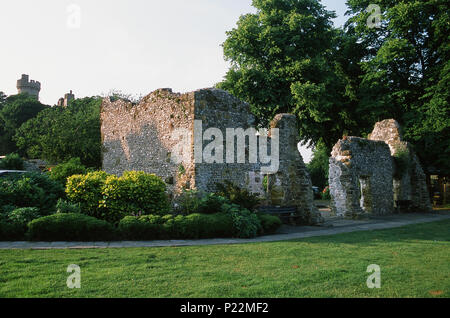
<box><xmin>16</xmin><ymin>74</ymin><xmax>41</xmax><ymax>100</ymax></box>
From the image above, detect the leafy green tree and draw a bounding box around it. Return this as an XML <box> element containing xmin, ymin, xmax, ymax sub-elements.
<box><xmin>15</xmin><ymin>97</ymin><xmax>102</xmax><ymax>168</ymax></box>
<box><xmin>0</xmin><ymin>94</ymin><xmax>48</xmax><ymax>154</ymax></box>
<box><xmin>48</xmin><ymin>157</ymin><xmax>87</xmax><ymax>186</ymax></box>
<box><xmin>218</xmin><ymin>0</ymin><xmax>368</xmax><ymax>149</ymax></box>
<box><xmin>346</xmin><ymin>0</ymin><xmax>450</xmax><ymax>174</ymax></box>
<box><xmin>306</xmin><ymin>141</ymin><xmax>330</xmax><ymax>190</ymax></box>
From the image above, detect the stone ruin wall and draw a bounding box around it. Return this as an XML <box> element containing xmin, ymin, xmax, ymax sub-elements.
<box><xmin>330</xmin><ymin>119</ymin><xmax>432</xmax><ymax>218</ymax></box>
<box><xmin>101</xmin><ymin>88</ymin><xmax>321</xmax><ymax>223</ymax></box>
<box><xmin>192</xmin><ymin>89</ymin><xmax>263</xmax><ymax>194</ymax></box>
<box><xmin>329</xmin><ymin>137</ymin><xmax>394</xmax><ymax>218</ymax></box>
<box><xmin>267</xmin><ymin>114</ymin><xmax>322</xmax><ymax>224</ymax></box>
<box><xmin>101</xmin><ymin>88</ymin><xmax>264</xmax><ymax>197</ymax></box>
<box><xmin>368</xmin><ymin>119</ymin><xmax>431</xmax><ymax>211</ymax></box>
<box><xmin>101</xmin><ymin>88</ymin><xmax>197</xmax><ymax>197</ymax></box>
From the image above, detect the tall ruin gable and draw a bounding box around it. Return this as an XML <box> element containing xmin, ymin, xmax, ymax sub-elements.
<box><xmin>267</xmin><ymin>114</ymin><xmax>323</xmax><ymax>224</ymax></box>
<box><xmin>368</xmin><ymin>119</ymin><xmax>432</xmax><ymax>211</ymax></box>
<box><xmin>101</xmin><ymin>88</ymin><xmax>196</xmax><ymax>195</ymax></box>
<box><xmin>329</xmin><ymin>137</ymin><xmax>394</xmax><ymax>218</ymax></box>
<box><xmin>329</xmin><ymin>119</ymin><xmax>432</xmax><ymax>218</ymax></box>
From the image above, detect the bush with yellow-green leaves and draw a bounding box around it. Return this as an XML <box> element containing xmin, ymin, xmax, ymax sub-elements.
<box><xmin>66</xmin><ymin>171</ymin><xmax>169</xmax><ymax>223</ymax></box>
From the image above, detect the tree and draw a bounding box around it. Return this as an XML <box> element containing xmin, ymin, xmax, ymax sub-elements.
<box><xmin>218</xmin><ymin>0</ymin><xmax>368</xmax><ymax>150</ymax></box>
<box><xmin>0</xmin><ymin>93</ymin><xmax>48</xmax><ymax>155</ymax></box>
<box><xmin>346</xmin><ymin>0</ymin><xmax>450</xmax><ymax>174</ymax></box>
<box><xmin>306</xmin><ymin>141</ymin><xmax>330</xmax><ymax>190</ymax></box>
<box><xmin>15</xmin><ymin>97</ymin><xmax>102</xmax><ymax>168</ymax></box>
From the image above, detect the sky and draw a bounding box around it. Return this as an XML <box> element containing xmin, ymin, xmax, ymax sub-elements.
<box><xmin>0</xmin><ymin>0</ymin><xmax>348</xmax><ymax>162</ymax></box>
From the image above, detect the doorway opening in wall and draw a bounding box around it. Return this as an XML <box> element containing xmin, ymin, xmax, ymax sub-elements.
<box><xmin>359</xmin><ymin>176</ymin><xmax>372</xmax><ymax>213</ymax></box>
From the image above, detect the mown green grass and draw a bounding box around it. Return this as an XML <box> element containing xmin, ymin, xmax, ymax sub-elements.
<box><xmin>0</xmin><ymin>220</ymin><xmax>449</xmax><ymax>298</ymax></box>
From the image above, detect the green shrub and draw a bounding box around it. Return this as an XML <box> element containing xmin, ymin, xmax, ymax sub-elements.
<box><xmin>0</xmin><ymin>221</ymin><xmax>25</xmax><ymax>241</ymax></box>
<box><xmin>66</xmin><ymin>171</ymin><xmax>108</xmax><ymax>219</ymax></box>
<box><xmin>1</xmin><ymin>205</ymin><xmax>17</xmax><ymax>214</ymax></box>
<box><xmin>49</xmin><ymin>158</ymin><xmax>87</xmax><ymax>186</ymax></box>
<box><xmin>8</xmin><ymin>207</ymin><xmax>40</xmax><ymax>227</ymax></box>
<box><xmin>0</xmin><ymin>153</ymin><xmax>24</xmax><ymax>170</ymax></box>
<box><xmin>27</xmin><ymin>213</ymin><xmax>116</xmax><ymax>241</ymax></box>
<box><xmin>56</xmin><ymin>199</ymin><xmax>81</xmax><ymax>214</ymax></box>
<box><xmin>221</xmin><ymin>203</ymin><xmax>262</xmax><ymax>238</ymax></box>
<box><xmin>176</xmin><ymin>190</ymin><xmax>201</xmax><ymax>215</ymax></box>
<box><xmin>118</xmin><ymin>213</ymin><xmax>234</xmax><ymax>240</ymax></box>
<box><xmin>0</xmin><ymin>172</ymin><xmax>64</xmax><ymax>215</ymax></box>
<box><xmin>100</xmin><ymin>171</ymin><xmax>169</xmax><ymax>223</ymax></box>
<box><xmin>257</xmin><ymin>213</ymin><xmax>282</xmax><ymax>235</ymax></box>
<box><xmin>198</xmin><ymin>193</ymin><xmax>229</xmax><ymax>214</ymax></box>
<box><xmin>194</xmin><ymin>213</ymin><xmax>234</xmax><ymax>238</ymax></box>
<box><xmin>216</xmin><ymin>180</ymin><xmax>260</xmax><ymax>211</ymax></box>
<box><xmin>230</xmin><ymin>209</ymin><xmax>261</xmax><ymax>238</ymax></box>
<box><xmin>118</xmin><ymin>215</ymin><xmax>164</xmax><ymax>240</ymax></box>
<box><xmin>67</xmin><ymin>171</ymin><xmax>169</xmax><ymax>223</ymax></box>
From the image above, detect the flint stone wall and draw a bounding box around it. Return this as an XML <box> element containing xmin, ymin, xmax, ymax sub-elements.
<box><xmin>101</xmin><ymin>88</ymin><xmax>321</xmax><ymax>224</ymax></box>
<box><xmin>193</xmin><ymin>89</ymin><xmax>262</xmax><ymax>194</ymax></box>
<box><xmin>101</xmin><ymin>88</ymin><xmax>196</xmax><ymax>197</ymax></box>
<box><xmin>101</xmin><ymin>88</ymin><xmax>261</xmax><ymax>195</ymax></box>
<box><xmin>268</xmin><ymin>114</ymin><xmax>323</xmax><ymax>224</ymax></box>
<box><xmin>329</xmin><ymin>137</ymin><xmax>394</xmax><ymax>217</ymax></box>
<box><xmin>369</xmin><ymin>119</ymin><xmax>431</xmax><ymax>211</ymax></box>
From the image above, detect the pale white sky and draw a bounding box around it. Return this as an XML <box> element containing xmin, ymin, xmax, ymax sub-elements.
<box><xmin>0</xmin><ymin>0</ymin><xmax>348</xmax><ymax>162</ymax></box>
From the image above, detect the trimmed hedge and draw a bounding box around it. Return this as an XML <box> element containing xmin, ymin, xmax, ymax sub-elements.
<box><xmin>0</xmin><ymin>221</ymin><xmax>25</xmax><ymax>241</ymax></box>
<box><xmin>257</xmin><ymin>213</ymin><xmax>282</xmax><ymax>235</ymax></box>
<box><xmin>27</xmin><ymin>213</ymin><xmax>115</xmax><ymax>241</ymax></box>
<box><xmin>1</xmin><ymin>211</ymin><xmax>281</xmax><ymax>242</ymax></box>
<box><xmin>119</xmin><ymin>213</ymin><xmax>235</xmax><ymax>240</ymax></box>
<box><xmin>118</xmin><ymin>211</ymin><xmax>281</xmax><ymax>241</ymax></box>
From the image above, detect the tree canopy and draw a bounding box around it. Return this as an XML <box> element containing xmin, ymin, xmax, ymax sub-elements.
<box><xmin>15</xmin><ymin>97</ymin><xmax>102</xmax><ymax>168</ymax></box>
<box><xmin>0</xmin><ymin>93</ymin><xmax>48</xmax><ymax>155</ymax></box>
<box><xmin>219</xmin><ymin>0</ymin><xmax>449</xmax><ymax>175</ymax></box>
<box><xmin>346</xmin><ymin>0</ymin><xmax>450</xmax><ymax>174</ymax></box>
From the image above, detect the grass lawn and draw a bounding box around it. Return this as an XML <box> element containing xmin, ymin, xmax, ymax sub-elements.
<box><xmin>0</xmin><ymin>220</ymin><xmax>449</xmax><ymax>298</ymax></box>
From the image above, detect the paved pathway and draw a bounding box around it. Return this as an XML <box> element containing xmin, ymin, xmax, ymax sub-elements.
<box><xmin>1</xmin><ymin>211</ymin><xmax>449</xmax><ymax>250</ymax></box>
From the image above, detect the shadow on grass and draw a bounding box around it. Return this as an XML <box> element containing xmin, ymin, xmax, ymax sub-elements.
<box><xmin>289</xmin><ymin>219</ymin><xmax>450</xmax><ymax>246</ymax></box>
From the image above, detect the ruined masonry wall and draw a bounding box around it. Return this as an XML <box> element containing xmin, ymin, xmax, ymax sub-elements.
<box><xmin>101</xmin><ymin>89</ymin><xmax>196</xmax><ymax>196</ymax></box>
<box><xmin>369</xmin><ymin>119</ymin><xmax>431</xmax><ymax>211</ymax></box>
<box><xmin>193</xmin><ymin>89</ymin><xmax>262</xmax><ymax>194</ymax></box>
<box><xmin>268</xmin><ymin>114</ymin><xmax>323</xmax><ymax>224</ymax></box>
<box><xmin>329</xmin><ymin>137</ymin><xmax>394</xmax><ymax>217</ymax></box>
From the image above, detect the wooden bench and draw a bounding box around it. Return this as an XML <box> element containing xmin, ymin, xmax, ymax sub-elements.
<box><xmin>395</xmin><ymin>200</ymin><xmax>412</xmax><ymax>212</ymax></box>
<box><xmin>258</xmin><ymin>206</ymin><xmax>298</xmax><ymax>224</ymax></box>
